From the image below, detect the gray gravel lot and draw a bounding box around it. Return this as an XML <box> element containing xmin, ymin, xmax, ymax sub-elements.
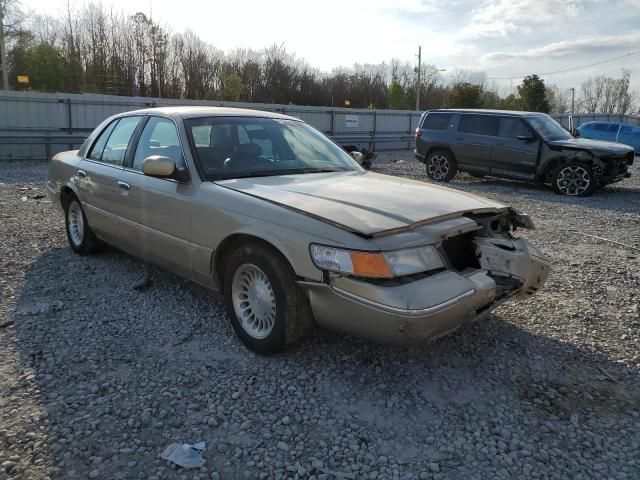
<box><xmin>1</xmin><ymin>152</ymin><xmax>639</xmax><ymax>480</ymax></box>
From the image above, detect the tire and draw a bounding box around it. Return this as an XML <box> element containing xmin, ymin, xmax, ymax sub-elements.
<box><xmin>223</xmin><ymin>243</ymin><xmax>314</xmax><ymax>354</ymax></box>
<box><xmin>64</xmin><ymin>197</ymin><xmax>104</xmax><ymax>255</ymax></box>
<box><xmin>551</xmin><ymin>162</ymin><xmax>597</xmax><ymax>197</ymax></box>
<box><xmin>426</xmin><ymin>150</ymin><xmax>457</xmax><ymax>182</ymax></box>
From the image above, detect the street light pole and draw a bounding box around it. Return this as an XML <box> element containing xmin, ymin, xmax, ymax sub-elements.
<box><xmin>415</xmin><ymin>45</ymin><xmax>421</xmax><ymax>112</ymax></box>
<box><xmin>0</xmin><ymin>0</ymin><xmax>10</xmax><ymax>90</ymax></box>
<box><xmin>570</xmin><ymin>87</ymin><xmax>575</xmax><ymax>115</ymax></box>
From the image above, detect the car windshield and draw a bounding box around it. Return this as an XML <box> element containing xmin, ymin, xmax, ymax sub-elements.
<box><xmin>184</xmin><ymin>117</ymin><xmax>362</xmax><ymax>180</ymax></box>
<box><xmin>527</xmin><ymin>114</ymin><xmax>573</xmax><ymax>141</ymax></box>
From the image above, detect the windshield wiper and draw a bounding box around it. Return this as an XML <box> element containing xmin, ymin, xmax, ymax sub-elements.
<box><xmin>215</xmin><ymin>171</ymin><xmax>284</xmax><ymax>180</ymax></box>
<box><xmin>289</xmin><ymin>168</ymin><xmax>347</xmax><ymax>174</ymax></box>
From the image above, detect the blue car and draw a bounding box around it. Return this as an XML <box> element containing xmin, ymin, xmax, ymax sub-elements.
<box><xmin>576</xmin><ymin>121</ymin><xmax>640</xmax><ymax>154</ymax></box>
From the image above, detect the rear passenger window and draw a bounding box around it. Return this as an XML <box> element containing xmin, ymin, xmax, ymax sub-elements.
<box><xmin>88</xmin><ymin>121</ymin><xmax>117</xmax><ymax>161</ymax></box>
<box><xmin>192</xmin><ymin>126</ymin><xmax>212</xmax><ymax>147</ymax></box>
<box><xmin>422</xmin><ymin>113</ymin><xmax>451</xmax><ymax>130</ymax></box>
<box><xmin>101</xmin><ymin>117</ymin><xmax>141</xmax><ymax>166</ymax></box>
<box><xmin>459</xmin><ymin>115</ymin><xmax>499</xmax><ymax>136</ymax></box>
<box><xmin>498</xmin><ymin>118</ymin><xmax>530</xmax><ymax>139</ymax></box>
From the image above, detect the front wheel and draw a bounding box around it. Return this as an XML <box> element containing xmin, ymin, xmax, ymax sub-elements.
<box><xmin>64</xmin><ymin>197</ymin><xmax>104</xmax><ymax>254</ymax></box>
<box><xmin>223</xmin><ymin>243</ymin><xmax>314</xmax><ymax>354</ymax></box>
<box><xmin>552</xmin><ymin>162</ymin><xmax>596</xmax><ymax>197</ymax></box>
<box><xmin>426</xmin><ymin>150</ymin><xmax>457</xmax><ymax>182</ymax></box>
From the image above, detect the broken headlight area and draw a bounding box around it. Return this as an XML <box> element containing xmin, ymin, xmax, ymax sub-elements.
<box><xmin>464</xmin><ymin>208</ymin><xmax>534</xmax><ymax>238</ymax></box>
<box><xmin>440</xmin><ymin>210</ymin><xmax>549</xmax><ymax>296</ymax></box>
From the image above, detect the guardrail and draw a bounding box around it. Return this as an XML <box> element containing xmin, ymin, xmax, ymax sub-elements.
<box><xmin>0</xmin><ymin>134</ymin><xmax>87</xmax><ymax>160</ymax></box>
<box><xmin>0</xmin><ymin>132</ymin><xmax>415</xmax><ymax>161</ymax></box>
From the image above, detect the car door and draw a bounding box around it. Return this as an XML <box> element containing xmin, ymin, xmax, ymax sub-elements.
<box><xmin>115</xmin><ymin>115</ymin><xmax>197</xmax><ymax>278</ymax></box>
<box><xmin>454</xmin><ymin>114</ymin><xmax>499</xmax><ymax>173</ymax></box>
<box><xmin>616</xmin><ymin>124</ymin><xmax>640</xmax><ymax>153</ymax></box>
<box><xmin>491</xmin><ymin>116</ymin><xmax>539</xmax><ymax>178</ymax></box>
<box><xmin>75</xmin><ymin>116</ymin><xmax>142</xmax><ymax>245</ymax></box>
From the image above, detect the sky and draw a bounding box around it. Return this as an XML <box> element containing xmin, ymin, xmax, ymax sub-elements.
<box><xmin>21</xmin><ymin>0</ymin><xmax>640</xmax><ymax>93</ymax></box>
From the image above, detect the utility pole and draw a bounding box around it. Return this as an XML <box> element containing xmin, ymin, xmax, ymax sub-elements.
<box><xmin>415</xmin><ymin>45</ymin><xmax>421</xmax><ymax>112</ymax></box>
<box><xmin>0</xmin><ymin>0</ymin><xmax>10</xmax><ymax>90</ymax></box>
<box><xmin>570</xmin><ymin>87</ymin><xmax>575</xmax><ymax>115</ymax></box>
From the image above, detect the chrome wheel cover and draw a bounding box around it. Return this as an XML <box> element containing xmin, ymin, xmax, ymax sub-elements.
<box><xmin>67</xmin><ymin>200</ymin><xmax>85</xmax><ymax>246</ymax></box>
<box><xmin>231</xmin><ymin>264</ymin><xmax>276</xmax><ymax>339</ymax></box>
<box><xmin>427</xmin><ymin>154</ymin><xmax>450</xmax><ymax>180</ymax></box>
<box><xmin>556</xmin><ymin>166</ymin><xmax>591</xmax><ymax>196</ymax></box>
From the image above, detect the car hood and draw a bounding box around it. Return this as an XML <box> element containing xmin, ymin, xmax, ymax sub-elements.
<box><xmin>548</xmin><ymin>138</ymin><xmax>633</xmax><ymax>156</ymax></box>
<box><xmin>216</xmin><ymin>171</ymin><xmax>507</xmax><ymax>236</ymax></box>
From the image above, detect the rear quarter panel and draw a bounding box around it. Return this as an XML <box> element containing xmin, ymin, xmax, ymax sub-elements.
<box><xmin>47</xmin><ymin>150</ymin><xmax>82</xmax><ymax>210</ymax></box>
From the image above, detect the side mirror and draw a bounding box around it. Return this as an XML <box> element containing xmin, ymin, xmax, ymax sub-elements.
<box><xmin>574</xmin><ymin>129</ymin><xmax>581</xmax><ymax>137</ymax></box>
<box><xmin>142</xmin><ymin>155</ymin><xmax>176</xmax><ymax>178</ymax></box>
<box><xmin>350</xmin><ymin>151</ymin><xmax>364</xmax><ymax>164</ymax></box>
<box><xmin>517</xmin><ymin>134</ymin><xmax>535</xmax><ymax>142</ymax></box>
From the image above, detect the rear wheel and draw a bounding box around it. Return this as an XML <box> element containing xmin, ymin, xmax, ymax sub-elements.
<box><xmin>223</xmin><ymin>243</ymin><xmax>314</xmax><ymax>354</ymax></box>
<box><xmin>426</xmin><ymin>150</ymin><xmax>457</xmax><ymax>182</ymax></box>
<box><xmin>552</xmin><ymin>162</ymin><xmax>596</xmax><ymax>196</ymax></box>
<box><xmin>64</xmin><ymin>197</ymin><xmax>104</xmax><ymax>255</ymax></box>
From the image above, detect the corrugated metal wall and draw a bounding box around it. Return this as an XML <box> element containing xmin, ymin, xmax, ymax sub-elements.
<box><xmin>1</xmin><ymin>90</ymin><xmax>639</xmax><ymax>160</ymax></box>
<box><xmin>0</xmin><ymin>91</ymin><xmax>423</xmax><ymax>160</ymax></box>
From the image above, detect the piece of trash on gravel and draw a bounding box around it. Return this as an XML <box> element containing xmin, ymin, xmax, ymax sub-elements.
<box><xmin>131</xmin><ymin>274</ymin><xmax>152</xmax><ymax>291</ymax></box>
<box><xmin>160</xmin><ymin>442</ymin><xmax>206</xmax><ymax>469</ymax></box>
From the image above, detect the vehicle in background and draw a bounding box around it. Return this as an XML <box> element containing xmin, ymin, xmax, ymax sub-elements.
<box><xmin>414</xmin><ymin>109</ymin><xmax>634</xmax><ymax>196</ymax></box>
<box><xmin>576</xmin><ymin>121</ymin><xmax>640</xmax><ymax>155</ymax></box>
<box><xmin>342</xmin><ymin>145</ymin><xmax>377</xmax><ymax>169</ymax></box>
<box><xmin>47</xmin><ymin>106</ymin><xmax>550</xmax><ymax>354</ymax></box>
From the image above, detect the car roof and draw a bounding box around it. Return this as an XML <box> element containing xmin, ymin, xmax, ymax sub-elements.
<box><xmin>115</xmin><ymin>106</ymin><xmax>301</xmax><ymax>121</ymax></box>
<box><xmin>424</xmin><ymin>109</ymin><xmax>546</xmax><ymax>116</ymax></box>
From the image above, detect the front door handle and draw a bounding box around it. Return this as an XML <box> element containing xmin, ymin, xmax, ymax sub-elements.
<box><xmin>77</xmin><ymin>170</ymin><xmax>87</xmax><ymax>178</ymax></box>
<box><xmin>455</xmin><ymin>136</ymin><xmax>464</xmax><ymax>141</ymax></box>
<box><xmin>117</xmin><ymin>181</ymin><xmax>131</xmax><ymax>191</ymax></box>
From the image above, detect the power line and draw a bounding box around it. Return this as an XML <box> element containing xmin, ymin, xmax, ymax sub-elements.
<box><xmin>487</xmin><ymin>49</ymin><xmax>640</xmax><ymax>81</ymax></box>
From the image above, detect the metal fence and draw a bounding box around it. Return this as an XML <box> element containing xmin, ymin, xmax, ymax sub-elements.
<box><xmin>0</xmin><ymin>91</ymin><xmax>421</xmax><ymax>160</ymax></box>
<box><xmin>553</xmin><ymin>113</ymin><xmax>640</xmax><ymax>129</ymax></box>
<box><xmin>1</xmin><ymin>90</ymin><xmax>639</xmax><ymax>161</ymax></box>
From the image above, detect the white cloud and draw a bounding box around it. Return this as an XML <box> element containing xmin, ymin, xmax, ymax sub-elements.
<box><xmin>460</xmin><ymin>0</ymin><xmax>581</xmax><ymax>38</ymax></box>
<box><xmin>481</xmin><ymin>32</ymin><xmax>640</xmax><ymax>62</ymax></box>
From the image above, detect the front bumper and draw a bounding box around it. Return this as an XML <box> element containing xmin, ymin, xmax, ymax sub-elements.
<box><xmin>595</xmin><ymin>154</ymin><xmax>633</xmax><ymax>184</ymax></box>
<box><xmin>299</xmin><ymin>241</ymin><xmax>550</xmax><ymax>345</ymax></box>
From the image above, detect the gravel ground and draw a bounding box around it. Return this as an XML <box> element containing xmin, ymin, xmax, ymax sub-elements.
<box><xmin>1</xmin><ymin>153</ymin><xmax>639</xmax><ymax>480</ymax></box>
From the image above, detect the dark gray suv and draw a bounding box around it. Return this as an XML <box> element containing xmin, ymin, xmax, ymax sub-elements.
<box><xmin>414</xmin><ymin>109</ymin><xmax>634</xmax><ymax>196</ymax></box>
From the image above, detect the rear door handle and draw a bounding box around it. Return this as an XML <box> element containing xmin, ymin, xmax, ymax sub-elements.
<box><xmin>117</xmin><ymin>181</ymin><xmax>131</xmax><ymax>191</ymax></box>
<box><xmin>455</xmin><ymin>136</ymin><xmax>464</xmax><ymax>141</ymax></box>
<box><xmin>77</xmin><ymin>170</ymin><xmax>86</xmax><ymax>178</ymax></box>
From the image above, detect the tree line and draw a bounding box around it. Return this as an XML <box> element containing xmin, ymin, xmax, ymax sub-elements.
<box><xmin>2</xmin><ymin>1</ymin><xmax>638</xmax><ymax>114</ymax></box>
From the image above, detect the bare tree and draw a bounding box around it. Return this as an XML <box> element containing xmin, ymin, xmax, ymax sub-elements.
<box><xmin>546</xmin><ymin>84</ymin><xmax>572</xmax><ymax>113</ymax></box>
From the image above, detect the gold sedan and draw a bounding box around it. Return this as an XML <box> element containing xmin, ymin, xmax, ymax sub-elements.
<box><xmin>47</xmin><ymin>107</ymin><xmax>550</xmax><ymax>354</ymax></box>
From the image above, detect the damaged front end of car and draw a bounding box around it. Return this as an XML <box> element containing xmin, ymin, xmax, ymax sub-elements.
<box><xmin>300</xmin><ymin>207</ymin><xmax>550</xmax><ymax>345</ymax></box>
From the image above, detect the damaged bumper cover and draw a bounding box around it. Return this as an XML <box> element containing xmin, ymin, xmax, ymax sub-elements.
<box><xmin>299</xmin><ymin>234</ymin><xmax>550</xmax><ymax>346</ymax></box>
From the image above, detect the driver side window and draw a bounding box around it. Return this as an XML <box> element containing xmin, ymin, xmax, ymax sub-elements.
<box><xmin>133</xmin><ymin>117</ymin><xmax>184</xmax><ymax>171</ymax></box>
